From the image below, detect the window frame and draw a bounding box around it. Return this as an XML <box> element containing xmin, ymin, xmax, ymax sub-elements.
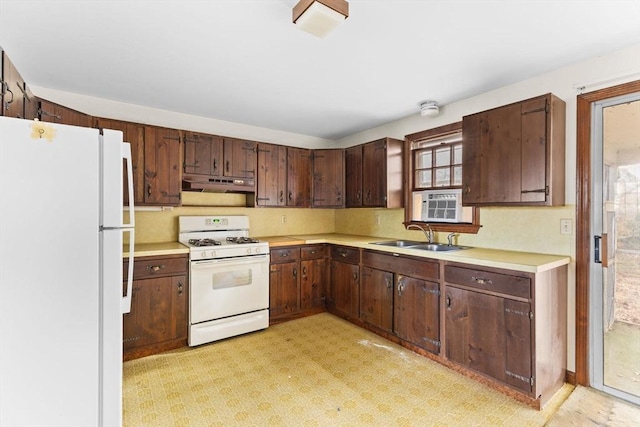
<box><xmin>404</xmin><ymin>122</ymin><xmax>481</xmax><ymax>234</ymax></box>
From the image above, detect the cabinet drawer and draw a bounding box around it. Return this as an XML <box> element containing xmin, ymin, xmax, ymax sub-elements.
<box><xmin>444</xmin><ymin>265</ymin><xmax>530</xmax><ymax>299</ymax></box>
<box><xmin>330</xmin><ymin>246</ymin><xmax>360</xmax><ymax>265</ymax></box>
<box><xmin>362</xmin><ymin>250</ymin><xmax>439</xmax><ymax>281</ymax></box>
<box><xmin>301</xmin><ymin>245</ymin><xmax>327</xmax><ymax>260</ymax></box>
<box><xmin>124</xmin><ymin>255</ymin><xmax>188</xmax><ymax>281</ymax></box>
<box><xmin>270</xmin><ymin>247</ymin><xmax>300</xmax><ymax>263</ymax></box>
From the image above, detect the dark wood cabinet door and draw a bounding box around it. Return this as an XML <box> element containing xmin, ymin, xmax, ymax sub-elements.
<box><xmin>394</xmin><ymin>276</ymin><xmax>440</xmax><ymax>354</ymax></box>
<box><xmin>362</xmin><ymin>139</ymin><xmax>387</xmax><ymax>206</ymax></box>
<box><xmin>360</xmin><ymin>266</ymin><xmax>393</xmax><ymax>332</ymax></box>
<box><xmin>256</xmin><ymin>143</ymin><xmax>287</xmax><ymax>206</ymax></box>
<box><xmin>96</xmin><ymin>118</ymin><xmax>146</xmax><ymax>205</ymax></box>
<box><xmin>123</xmin><ymin>274</ymin><xmax>187</xmax><ymax>350</ymax></box>
<box><xmin>269</xmin><ymin>261</ymin><xmax>300</xmax><ymax>317</ymax></box>
<box><xmin>300</xmin><ymin>258</ymin><xmax>326</xmax><ymax>310</ymax></box>
<box><xmin>1</xmin><ymin>52</ymin><xmax>25</xmax><ymax>118</ymax></box>
<box><xmin>144</xmin><ymin>126</ymin><xmax>182</xmax><ymax>205</ymax></box>
<box><xmin>183</xmin><ymin>131</ymin><xmax>223</xmax><ymax>177</ymax></box>
<box><xmin>38</xmin><ymin>99</ymin><xmax>92</xmax><ymax>127</ymax></box>
<box><xmin>287</xmin><ymin>147</ymin><xmax>312</xmax><ymax>207</ymax></box>
<box><xmin>445</xmin><ymin>286</ymin><xmax>532</xmax><ymax>391</ymax></box>
<box><xmin>312</xmin><ymin>149</ymin><xmax>345</xmax><ymax>208</ymax></box>
<box><xmin>345</xmin><ymin>145</ymin><xmax>363</xmax><ymax>207</ymax></box>
<box><xmin>520</xmin><ymin>96</ymin><xmax>548</xmax><ymax>203</ymax></box>
<box><xmin>223</xmin><ymin>137</ymin><xmax>256</xmax><ymax>179</ymax></box>
<box><xmin>330</xmin><ymin>260</ymin><xmax>359</xmax><ymax>319</ymax></box>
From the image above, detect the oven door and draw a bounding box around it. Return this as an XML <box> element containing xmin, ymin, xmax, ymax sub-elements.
<box><xmin>190</xmin><ymin>254</ymin><xmax>269</xmax><ymax>324</ymax></box>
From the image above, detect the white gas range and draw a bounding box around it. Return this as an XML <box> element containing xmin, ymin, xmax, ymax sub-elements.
<box><xmin>179</xmin><ymin>215</ymin><xmax>270</xmax><ymax>346</ymax></box>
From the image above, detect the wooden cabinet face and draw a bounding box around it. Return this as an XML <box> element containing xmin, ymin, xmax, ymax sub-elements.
<box><xmin>462</xmin><ymin>94</ymin><xmax>564</xmax><ymax>206</ymax></box>
<box><xmin>1</xmin><ymin>52</ymin><xmax>25</xmax><ymax>118</ymax></box>
<box><xmin>38</xmin><ymin>99</ymin><xmax>92</xmax><ymax>127</ymax></box>
<box><xmin>183</xmin><ymin>132</ymin><xmax>223</xmax><ymax>177</ymax></box>
<box><xmin>345</xmin><ymin>145</ymin><xmax>363</xmax><ymax>207</ymax></box>
<box><xmin>394</xmin><ymin>277</ymin><xmax>440</xmax><ymax>354</ymax></box>
<box><xmin>96</xmin><ymin>118</ymin><xmax>145</xmax><ymax>205</ymax></box>
<box><xmin>287</xmin><ymin>147</ymin><xmax>312</xmax><ymax>207</ymax></box>
<box><xmin>144</xmin><ymin>126</ymin><xmax>182</xmax><ymax>205</ymax></box>
<box><xmin>300</xmin><ymin>258</ymin><xmax>326</xmax><ymax>310</ymax></box>
<box><xmin>360</xmin><ymin>266</ymin><xmax>394</xmax><ymax>332</ymax></box>
<box><xmin>123</xmin><ymin>274</ymin><xmax>187</xmax><ymax>350</ymax></box>
<box><xmin>330</xmin><ymin>260</ymin><xmax>359</xmax><ymax>319</ymax></box>
<box><xmin>269</xmin><ymin>261</ymin><xmax>300</xmax><ymax>317</ymax></box>
<box><xmin>363</xmin><ymin>139</ymin><xmax>387</xmax><ymax>206</ymax></box>
<box><xmin>256</xmin><ymin>143</ymin><xmax>287</xmax><ymax>206</ymax></box>
<box><xmin>223</xmin><ymin>138</ymin><xmax>256</xmax><ymax>179</ymax></box>
<box><xmin>444</xmin><ymin>286</ymin><xmax>532</xmax><ymax>393</ymax></box>
<box><xmin>312</xmin><ymin>149</ymin><xmax>344</xmax><ymax>208</ymax></box>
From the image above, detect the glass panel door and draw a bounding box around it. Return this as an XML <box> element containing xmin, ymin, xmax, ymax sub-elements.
<box><xmin>591</xmin><ymin>94</ymin><xmax>640</xmax><ymax>404</ymax></box>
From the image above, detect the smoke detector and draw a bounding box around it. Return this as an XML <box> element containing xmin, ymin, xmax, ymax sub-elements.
<box><xmin>419</xmin><ymin>101</ymin><xmax>439</xmax><ymax>117</ymax></box>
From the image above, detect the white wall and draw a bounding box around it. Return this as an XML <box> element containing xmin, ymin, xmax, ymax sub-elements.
<box><xmin>30</xmin><ymin>85</ymin><xmax>335</xmax><ymax>149</ymax></box>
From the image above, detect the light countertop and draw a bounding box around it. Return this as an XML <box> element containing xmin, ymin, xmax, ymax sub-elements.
<box><xmin>258</xmin><ymin>233</ymin><xmax>570</xmax><ymax>274</ymax></box>
<box><xmin>124</xmin><ymin>242</ymin><xmax>189</xmax><ymax>258</ymax></box>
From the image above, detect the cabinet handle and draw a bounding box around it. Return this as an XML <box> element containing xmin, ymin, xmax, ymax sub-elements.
<box><xmin>279</xmin><ymin>252</ymin><xmax>289</xmax><ymax>257</ymax></box>
<box><xmin>302</xmin><ymin>266</ymin><xmax>307</xmax><ymax>276</ymax></box>
<box><xmin>356</xmin><ymin>191</ymin><xmax>361</xmax><ymax>202</ymax></box>
<box><xmin>385</xmin><ymin>277</ymin><xmax>392</xmax><ymax>290</ymax></box>
<box><xmin>464</xmin><ymin>185</ymin><xmax>471</xmax><ymax>194</ymax></box>
<box><xmin>397</xmin><ymin>276</ymin><xmax>404</xmax><ymax>296</ymax></box>
<box><xmin>446</xmin><ymin>295</ymin><xmax>451</xmax><ymax>308</ymax></box>
<box><xmin>147</xmin><ymin>264</ymin><xmax>165</xmax><ymax>271</ymax></box>
<box><xmin>225</xmin><ymin>160</ymin><xmax>230</xmax><ymax>173</ymax></box>
<box><xmin>177</xmin><ymin>281</ymin><xmax>184</xmax><ymax>296</ymax></box>
<box><xmin>147</xmin><ymin>184</ymin><xmax>152</xmax><ymax>197</ymax></box>
<box><xmin>279</xmin><ymin>191</ymin><xmax>284</xmax><ymax>203</ymax></box>
<box><xmin>288</xmin><ymin>192</ymin><xmax>293</xmax><ymax>201</ymax></box>
<box><xmin>352</xmin><ymin>272</ymin><xmax>358</xmax><ymax>281</ymax></box>
<box><xmin>213</xmin><ymin>159</ymin><xmax>218</xmax><ymax>173</ymax></box>
<box><xmin>293</xmin><ymin>268</ymin><xmax>297</xmax><ymax>278</ymax></box>
<box><xmin>2</xmin><ymin>82</ymin><xmax>14</xmax><ymax>110</ymax></box>
<box><xmin>471</xmin><ymin>276</ymin><xmax>493</xmax><ymax>285</ymax></box>
<box><xmin>339</xmin><ymin>252</ymin><xmax>347</xmax><ymax>258</ymax></box>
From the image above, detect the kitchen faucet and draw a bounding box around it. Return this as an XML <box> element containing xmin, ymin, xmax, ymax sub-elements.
<box><xmin>406</xmin><ymin>223</ymin><xmax>434</xmax><ymax>243</ymax></box>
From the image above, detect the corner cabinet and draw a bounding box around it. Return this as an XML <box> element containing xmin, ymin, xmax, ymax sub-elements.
<box><xmin>443</xmin><ymin>261</ymin><xmax>567</xmax><ymax>407</ymax></box>
<box><xmin>313</xmin><ymin>149</ymin><xmax>345</xmax><ymax>208</ymax></box>
<box><xmin>462</xmin><ymin>93</ymin><xmax>565</xmax><ymax>206</ymax></box>
<box><xmin>122</xmin><ymin>254</ymin><xmax>189</xmax><ymax>361</ymax></box>
<box><xmin>345</xmin><ymin>137</ymin><xmax>404</xmax><ymax>208</ymax></box>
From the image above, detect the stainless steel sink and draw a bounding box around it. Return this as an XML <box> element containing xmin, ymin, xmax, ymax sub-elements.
<box><xmin>371</xmin><ymin>240</ymin><xmax>423</xmax><ymax>247</ymax></box>
<box><xmin>409</xmin><ymin>243</ymin><xmax>468</xmax><ymax>252</ymax></box>
<box><xmin>371</xmin><ymin>240</ymin><xmax>469</xmax><ymax>252</ymax></box>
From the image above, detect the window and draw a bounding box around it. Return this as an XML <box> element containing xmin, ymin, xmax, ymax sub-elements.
<box><xmin>413</xmin><ymin>133</ymin><xmax>463</xmax><ymax>189</ymax></box>
<box><xmin>404</xmin><ymin>122</ymin><xmax>480</xmax><ymax>234</ymax></box>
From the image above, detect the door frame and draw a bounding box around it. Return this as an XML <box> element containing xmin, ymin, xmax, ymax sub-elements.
<box><xmin>575</xmin><ymin>79</ymin><xmax>640</xmax><ymax>386</ymax></box>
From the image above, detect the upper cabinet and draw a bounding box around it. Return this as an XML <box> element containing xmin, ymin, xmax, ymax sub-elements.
<box><xmin>345</xmin><ymin>137</ymin><xmax>404</xmax><ymax>208</ymax></box>
<box><xmin>183</xmin><ymin>131</ymin><xmax>223</xmax><ymax>178</ymax></box>
<box><xmin>39</xmin><ymin>99</ymin><xmax>92</xmax><ymax>127</ymax></box>
<box><xmin>1</xmin><ymin>51</ymin><xmax>37</xmax><ymax>119</ymax></box>
<box><xmin>223</xmin><ymin>137</ymin><xmax>257</xmax><ymax>180</ymax></box>
<box><xmin>96</xmin><ymin>118</ymin><xmax>182</xmax><ymax>206</ymax></box>
<box><xmin>254</xmin><ymin>143</ymin><xmax>287</xmax><ymax>207</ymax></box>
<box><xmin>287</xmin><ymin>147</ymin><xmax>312</xmax><ymax>207</ymax></box>
<box><xmin>312</xmin><ymin>149</ymin><xmax>345</xmax><ymax>208</ymax></box>
<box><xmin>462</xmin><ymin>93</ymin><xmax>565</xmax><ymax>206</ymax></box>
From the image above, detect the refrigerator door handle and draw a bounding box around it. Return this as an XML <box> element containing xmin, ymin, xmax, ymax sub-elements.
<box><xmin>122</xmin><ymin>142</ymin><xmax>135</xmax><ymax>228</ymax></box>
<box><xmin>122</xmin><ymin>228</ymin><xmax>135</xmax><ymax>314</ymax></box>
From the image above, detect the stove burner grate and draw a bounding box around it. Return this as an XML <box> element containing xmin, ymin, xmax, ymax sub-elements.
<box><xmin>188</xmin><ymin>238</ymin><xmax>222</xmax><ymax>247</ymax></box>
<box><xmin>226</xmin><ymin>236</ymin><xmax>259</xmax><ymax>244</ymax></box>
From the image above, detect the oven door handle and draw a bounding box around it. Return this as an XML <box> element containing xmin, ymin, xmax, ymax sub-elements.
<box><xmin>191</xmin><ymin>255</ymin><xmax>269</xmax><ymax>268</ymax></box>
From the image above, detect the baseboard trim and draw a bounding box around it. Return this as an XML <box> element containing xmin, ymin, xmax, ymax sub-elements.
<box><xmin>565</xmin><ymin>370</ymin><xmax>576</xmax><ymax>385</ymax></box>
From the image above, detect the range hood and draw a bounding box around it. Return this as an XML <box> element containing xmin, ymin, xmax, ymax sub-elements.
<box><xmin>182</xmin><ymin>175</ymin><xmax>255</xmax><ymax>193</ymax></box>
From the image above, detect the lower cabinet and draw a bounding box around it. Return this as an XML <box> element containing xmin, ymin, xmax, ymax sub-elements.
<box><xmin>328</xmin><ymin>246</ymin><xmax>360</xmax><ymax>320</ymax></box>
<box><xmin>360</xmin><ymin>250</ymin><xmax>441</xmax><ymax>354</ymax></box>
<box><xmin>122</xmin><ymin>254</ymin><xmax>189</xmax><ymax>361</ymax></box>
<box><xmin>443</xmin><ymin>262</ymin><xmax>567</xmax><ymax>406</ymax></box>
<box><xmin>269</xmin><ymin>244</ymin><xmax>327</xmax><ymax>323</ymax></box>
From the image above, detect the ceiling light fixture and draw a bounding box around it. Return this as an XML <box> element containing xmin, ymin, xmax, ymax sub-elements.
<box><xmin>293</xmin><ymin>0</ymin><xmax>349</xmax><ymax>38</ymax></box>
<box><xmin>419</xmin><ymin>101</ymin><xmax>440</xmax><ymax>117</ymax></box>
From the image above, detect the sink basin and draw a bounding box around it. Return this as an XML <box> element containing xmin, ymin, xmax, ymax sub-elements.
<box><xmin>371</xmin><ymin>240</ymin><xmax>423</xmax><ymax>247</ymax></box>
<box><xmin>410</xmin><ymin>243</ymin><xmax>468</xmax><ymax>252</ymax></box>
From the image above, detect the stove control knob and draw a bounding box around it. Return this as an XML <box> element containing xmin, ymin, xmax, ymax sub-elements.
<box><xmin>247</xmin><ymin>248</ymin><xmax>252</xmax><ymax>255</ymax></box>
<box><xmin>255</xmin><ymin>247</ymin><xmax>262</xmax><ymax>254</ymax></box>
<box><xmin>200</xmin><ymin>251</ymin><xmax>206</xmax><ymax>259</ymax></box>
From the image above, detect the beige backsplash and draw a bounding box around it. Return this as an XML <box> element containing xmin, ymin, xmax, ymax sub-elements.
<box><xmin>131</xmin><ymin>191</ymin><xmax>575</xmax><ymax>258</ymax></box>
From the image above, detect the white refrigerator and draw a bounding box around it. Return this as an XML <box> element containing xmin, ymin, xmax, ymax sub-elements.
<box><xmin>0</xmin><ymin>116</ymin><xmax>135</xmax><ymax>426</ymax></box>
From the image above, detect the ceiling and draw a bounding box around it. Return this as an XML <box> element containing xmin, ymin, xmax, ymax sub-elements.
<box><xmin>1</xmin><ymin>0</ymin><xmax>639</xmax><ymax>140</ymax></box>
